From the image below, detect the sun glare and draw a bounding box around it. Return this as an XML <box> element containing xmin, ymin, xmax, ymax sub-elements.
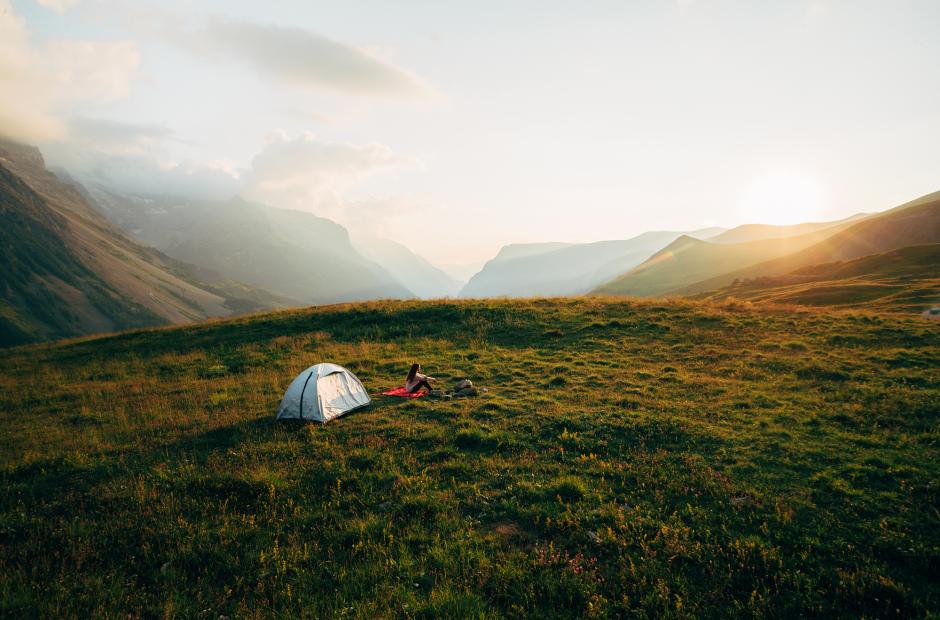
<box><xmin>738</xmin><ymin>173</ymin><xmax>825</xmax><ymax>226</ymax></box>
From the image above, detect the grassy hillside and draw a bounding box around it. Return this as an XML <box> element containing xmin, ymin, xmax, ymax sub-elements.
<box><xmin>707</xmin><ymin>214</ymin><xmax>868</xmax><ymax>245</ymax></box>
<box><xmin>0</xmin><ymin>162</ymin><xmax>166</xmax><ymax>345</ymax></box>
<box><xmin>591</xmin><ymin>225</ymin><xmax>848</xmax><ymax>298</ymax></box>
<box><xmin>595</xmin><ymin>193</ymin><xmax>940</xmax><ymax>301</ymax></box>
<box><xmin>0</xmin><ymin>140</ymin><xmax>283</xmax><ymax>346</ymax></box>
<box><xmin>695</xmin><ymin>244</ymin><xmax>940</xmax><ymax>313</ymax></box>
<box><xmin>680</xmin><ymin>194</ymin><xmax>940</xmax><ymax>297</ymax></box>
<box><xmin>1</xmin><ymin>299</ymin><xmax>938</xmax><ymax>617</ymax></box>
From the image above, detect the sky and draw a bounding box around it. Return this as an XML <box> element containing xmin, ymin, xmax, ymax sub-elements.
<box><xmin>2</xmin><ymin>0</ymin><xmax>939</xmax><ymax>270</ymax></box>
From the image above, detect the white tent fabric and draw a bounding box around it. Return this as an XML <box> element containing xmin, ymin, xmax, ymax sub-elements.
<box><xmin>276</xmin><ymin>363</ymin><xmax>371</xmax><ymax>422</ymax></box>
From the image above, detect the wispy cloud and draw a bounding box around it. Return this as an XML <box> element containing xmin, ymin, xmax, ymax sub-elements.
<box><xmin>41</xmin><ymin>117</ymin><xmax>239</xmax><ymax>199</ymax></box>
<box><xmin>182</xmin><ymin>16</ymin><xmax>434</xmax><ymax>99</ymax></box>
<box><xmin>342</xmin><ymin>195</ymin><xmax>427</xmax><ymax>240</ymax></box>
<box><xmin>285</xmin><ymin>108</ymin><xmax>338</xmax><ymax>127</ymax></box>
<box><xmin>0</xmin><ymin>2</ymin><xmax>62</xmax><ymax>141</ymax></box>
<box><xmin>0</xmin><ymin>0</ymin><xmax>139</xmax><ymax>142</ymax></box>
<box><xmin>34</xmin><ymin>0</ymin><xmax>80</xmax><ymax>12</ymax></box>
<box><xmin>45</xmin><ymin>39</ymin><xmax>139</xmax><ymax>101</ymax></box>
<box><xmin>66</xmin><ymin>116</ymin><xmax>176</xmax><ymax>155</ymax></box>
<box><xmin>45</xmin><ymin>125</ymin><xmax>413</xmax><ymax>217</ymax></box>
<box><xmin>92</xmin><ymin>5</ymin><xmax>435</xmax><ymax>100</ymax></box>
<box><xmin>242</xmin><ymin>130</ymin><xmax>409</xmax><ymax>215</ymax></box>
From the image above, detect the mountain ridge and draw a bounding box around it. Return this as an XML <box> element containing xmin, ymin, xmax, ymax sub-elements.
<box><xmin>85</xmin><ymin>186</ymin><xmax>414</xmax><ymax>305</ymax></box>
<box><xmin>707</xmin><ymin>213</ymin><xmax>870</xmax><ymax>244</ymax></box>
<box><xmin>676</xmin><ymin>192</ymin><xmax>940</xmax><ymax>296</ymax></box>
<box><xmin>0</xmin><ymin>139</ymin><xmax>284</xmax><ymax>346</ymax></box>
<box><xmin>352</xmin><ymin>236</ymin><xmax>462</xmax><ymax>299</ymax></box>
<box><xmin>460</xmin><ymin>227</ymin><xmax>726</xmax><ymax>298</ymax></box>
<box><xmin>692</xmin><ymin>243</ymin><xmax>940</xmax><ymax>313</ymax></box>
<box><xmin>592</xmin><ymin>213</ymin><xmax>883</xmax><ymax>298</ymax></box>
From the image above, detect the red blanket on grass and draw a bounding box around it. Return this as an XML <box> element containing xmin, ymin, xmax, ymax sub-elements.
<box><xmin>381</xmin><ymin>386</ymin><xmax>426</xmax><ymax>398</ymax></box>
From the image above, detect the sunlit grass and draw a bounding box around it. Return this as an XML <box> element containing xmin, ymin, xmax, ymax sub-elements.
<box><xmin>1</xmin><ymin>298</ymin><xmax>938</xmax><ymax>617</ymax></box>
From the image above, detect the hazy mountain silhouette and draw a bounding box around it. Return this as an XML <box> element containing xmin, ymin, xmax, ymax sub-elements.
<box><xmin>352</xmin><ymin>236</ymin><xmax>462</xmax><ymax>298</ymax></box>
<box><xmin>594</xmin><ymin>191</ymin><xmax>940</xmax><ymax>299</ymax></box>
<box><xmin>460</xmin><ymin>228</ymin><xmax>725</xmax><ymax>298</ymax></box>
<box><xmin>708</xmin><ymin>213</ymin><xmax>870</xmax><ymax>244</ymax></box>
<box><xmin>677</xmin><ymin>191</ymin><xmax>940</xmax><ymax>296</ymax></box>
<box><xmin>87</xmin><ymin>187</ymin><xmax>413</xmax><ymax>304</ymax></box>
<box><xmin>593</xmin><ymin>217</ymin><xmax>870</xmax><ymax>298</ymax></box>
<box><xmin>0</xmin><ymin>140</ymin><xmax>283</xmax><ymax>346</ymax></box>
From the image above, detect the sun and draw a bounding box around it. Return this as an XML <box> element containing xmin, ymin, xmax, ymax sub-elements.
<box><xmin>738</xmin><ymin>172</ymin><xmax>825</xmax><ymax>226</ymax></box>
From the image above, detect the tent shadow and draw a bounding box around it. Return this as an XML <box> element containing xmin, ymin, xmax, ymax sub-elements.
<box><xmin>160</xmin><ymin>390</ymin><xmax>439</xmax><ymax>459</ymax></box>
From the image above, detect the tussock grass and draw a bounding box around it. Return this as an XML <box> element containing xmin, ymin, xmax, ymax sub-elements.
<box><xmin>0</xmin><ymin>298</ymin><xmax>938</xmax><ymax>617</ymax></box>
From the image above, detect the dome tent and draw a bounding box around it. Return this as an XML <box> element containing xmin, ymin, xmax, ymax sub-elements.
<box><xmin>276</xmin><ymin>363</ymin><xmax>371</xmax><ymax>422</ymax></box>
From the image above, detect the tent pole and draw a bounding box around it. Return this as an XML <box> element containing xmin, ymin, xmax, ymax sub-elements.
<box><xmin>298</xmin><ymin>371</ymin><xmax>314</xmax><ymax>420</ymax></box>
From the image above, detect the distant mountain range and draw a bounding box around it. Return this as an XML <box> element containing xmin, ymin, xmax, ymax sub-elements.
<box><xmin>85</xmin><ymin>188</ymin><xmax>415</xmax><ymax>305</ymax></box>
<box><xmin>0</xmin><ymin>140</ymin><xmax>285</xmax><ymax>346</ymax></box>
<box><xmin>707</xmin><ymin>214</ymin><xmax>869</xmax><ymax>244</ymax></box>
<box><xmin>677</xmin><ymin>192</ymin><xmax>940</xmax><ymax>295</ymax></box>
<box><xmin>4</xmin><ymin>137</ymin><xmax>937</xmax><ymax>346</ymax></box>
<box><xmin>352</xmin><ymin>236</ymin><xmax>463</xmax><ymax>299</ymax></box>
<box><xmin>594</xmin><ymin>191</ymin><xmax>940</xmax><ymax>303</ymax></box>
<box><xmin>592</xmin><ymin>216</ymin><xmax>866</xmax><ymax>298</ymax></box>
<box><xmin>459</xmin><ymin>228</ymin><xmax>726</xmax><ymax>298</ymax></box>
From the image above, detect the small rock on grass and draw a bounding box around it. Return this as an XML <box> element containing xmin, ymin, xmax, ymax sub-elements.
<box><xmin>455</xmin><ymin>379</ymin><xmax>473</xmax><ymax>390</ymax></box>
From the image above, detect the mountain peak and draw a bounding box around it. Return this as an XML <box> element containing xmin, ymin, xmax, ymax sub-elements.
<box><xmin>655</xmin><ymin>234</ymin><xmax>705</xmax><ymax>256</ymax></box>
<box><xmin>491</xmin><ymin>242</ymin><xmax>573</xmax><ymax>264</ymax></box>
<box><xmin>0</xmin><ymin>139</ymin><xmax>45</xmax><ymax>172</ymax></box>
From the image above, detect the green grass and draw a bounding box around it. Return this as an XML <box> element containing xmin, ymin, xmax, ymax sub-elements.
<box><xmin>591</xmin><ymin>233</ymin><xmax>829</xmax><ymax>298</ymax></box>
<box><xmin>1</xmin><ymin>298</ymin><xmax>938</xmax><ymax>618</ymax></box>
<box><xmin>695</xmin><ymin>244</ymin><xmax>940</xmax><ymax>313</ymax></box>
<box><xmin>0</xmin><ymin>163</ymin><xmax>166</xmax><ymax>346</ymax></box>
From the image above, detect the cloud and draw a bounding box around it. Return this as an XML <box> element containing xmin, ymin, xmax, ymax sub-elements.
<box><xmin>44</xmin><ymin>117</ymin><xmax>421</xmax><ymax>243</ymax></box>
<box><xmin>67</xmin><ymin>116</ymin><xmax>175</xmax><ymax>152</ymax></box>
<box><xmin>285</xmin><ymin>108</ymin><xmax>338</xmax><ymax>126</ymax></box>
<box><xmin>46</xmin><ymin>124</ymin><xmax>409</xmax><ymax>212</ymax></box>
<box><xmin>87</xmin><ymin>156</ymin><xmax>242</xmax><ymax>200</ymax></box>
<box><xmin>341</xmin><ymin>195</ymin><xmax>425</xmax><ymax>239</ymax></box>
<box><xmin>0</xmin><ymin>1</ymin><xmax>66</xmax><ymax>141</ymax></box>
<box><xmin>35</xmin><ymin>0</ymin><xmax>80</xmax><ymax>13</ymax></box>
<box><xmin>0</xmin><ymin>0</ymin><xmax>139</xmax><ymax>142</ymax></box>
<box><xmin>190</xmin><ymin>16</ymin><xmax>433</xmax><ymax>99</ymax></box>
<box><xmin>108</xmin><ymin>6</ymin><xmax>434</xmax><ymax>99</ymax></box>
<box><xmin>42</xmin><ymin>117</ymin><xmax>240</xmax><ymax>199</ymax></box>
<box><xmin>241</xmin><ymin>130</ymin><xmax>408</xmax><ymax>216</ymax></box>
<box><xmin>45</xmin><ymin>39</ymin><xmax>139</xmax><ymax>101</ymax></box>
<box><xmin>44</xmin><ymin>116</ymin><xmax>177</xmax><ymax>169</ymax></box>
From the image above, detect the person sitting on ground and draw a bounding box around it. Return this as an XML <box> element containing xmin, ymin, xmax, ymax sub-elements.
<box><xmin>405</xmin><ymin>363</ymin><xmax>436</xmax><ymax>394</ymax></box>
